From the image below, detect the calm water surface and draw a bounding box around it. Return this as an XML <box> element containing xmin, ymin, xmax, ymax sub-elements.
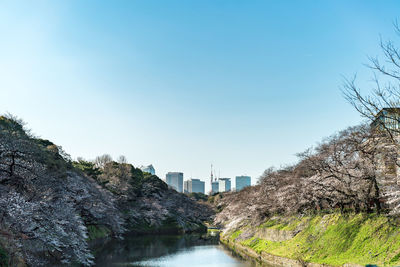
<box><xmin>93</xmin><ymin>234</ymin><xmax>253</xmax><ymax>267</ymax></box>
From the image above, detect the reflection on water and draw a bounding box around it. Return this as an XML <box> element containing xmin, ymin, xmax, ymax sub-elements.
<box><xmin>93</xmin><ymin>234</ymin><xmax>253</xmax><ymax>267</ymax></box>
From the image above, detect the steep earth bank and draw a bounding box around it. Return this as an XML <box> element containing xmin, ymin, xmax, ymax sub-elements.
<box><xmin>217</xmin><ymin>212</ymin><xmax>400</xmax><ymax>266</ymax></box>
<box><xmin>0</xmin><ymin>116</ymin><xmax>213</xmax><ymax>266</ymax></box>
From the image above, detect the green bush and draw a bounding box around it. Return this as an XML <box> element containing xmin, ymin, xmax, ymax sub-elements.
<box><xmin>86</xmin><ymin>225</ymin><xmax>111</xmax><ymax>241</ymax></box>
<box><xmin>72</xmin><ymin>159</ymin><xmax>102</xmax><ymax>179</ymax></box>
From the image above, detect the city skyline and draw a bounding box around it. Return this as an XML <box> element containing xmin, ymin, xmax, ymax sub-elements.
<box><xmin>164</xmin><ymin>168</ymin><xmax>251</xmax><ymax>193</ymax></box>
<box><xmin>1</xmin><ymin>1</ymin><xmax>400</xmax><ymax>193</ymax></box>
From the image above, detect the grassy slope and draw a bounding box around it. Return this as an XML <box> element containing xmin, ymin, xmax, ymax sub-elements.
<box><xmin>226</xmin><ymin>213</ymin><xmax>400</xmax><ymax>266</ymax></box>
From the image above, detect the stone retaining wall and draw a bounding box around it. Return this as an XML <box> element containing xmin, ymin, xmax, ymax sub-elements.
<box><xmin>220</xmin><ymin>237</ymin><xmax>363</xmax><ymax>267</ymax></box>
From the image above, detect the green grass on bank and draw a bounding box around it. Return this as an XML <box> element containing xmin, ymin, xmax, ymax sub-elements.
<box><xmin>258</xmin><ymin>215</ymin><xmax>310</xmax><ymax>231</ymax></box>
<box><xmin>231</xmin><ymin>230</ymin><xmax>242</xmax><ymax>240</ymax></box>
<box><xmin>86</xmin><ymin>225</ymin><xmax>111</xmax><ymax>241</ymax></box>
<box><xmin>228</xmin><ymin>213</ymin><xmax>400</xmax><ymax>266</ymax></box>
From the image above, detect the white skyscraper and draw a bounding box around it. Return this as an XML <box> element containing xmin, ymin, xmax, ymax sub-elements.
<box><xmin>166</xmin><ymin>172</ymin><xmax>183</xmax><ymax>193</ymax></box>
<box><xmin>219</xmin><ymin>178</ymin><xmax>231</xmax><ymax>193</ymax></box>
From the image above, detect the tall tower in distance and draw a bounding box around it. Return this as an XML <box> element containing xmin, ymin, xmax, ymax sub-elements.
<box><xmin>210</xmin><ymin>164</ymin><xmax>220</xmax><ymax>194</ymax></box>
<box><xmin>210</xmin><ymin>164</ymin><xmax>213</xmax><ymax>192</ymax></box>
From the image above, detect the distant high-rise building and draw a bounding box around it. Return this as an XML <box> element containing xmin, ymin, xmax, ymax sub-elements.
<box><xmin>235</xmin><ymin>176</ymin><xmax>251</xmax><ymax>191</ymax></box>
<box><xmin>219</xmin><ymin>178</ymin><xmax>231</xmax><ymax>193</ymax></box>
<box><xmin>166</xmin><ymin>172</ymin><xmax>183</xmax><ymax>193</ymax></box>
<box><xmin>184</xmin><ymin>178</ymin><xmax>205</xmax><ymax>194</ymax></box>
<box><xmin>184</xmin><ymin>181</ymin><xmax>188</xmax><ymax>193</ymax></box>
<box><xmin>211</xmin><ymin>181</ymin><xmax>219</xmax><ymax>194</ymax></box>
<box><xmin>140</xmin><ymin>164</ymin><xmax>155</xmax><ymax>175</ymax></box>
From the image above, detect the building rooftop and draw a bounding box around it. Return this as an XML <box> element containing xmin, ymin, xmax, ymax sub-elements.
<box><xmin>371</xmin><ymin>108</ymin><xmax>400</xmax><ymax>130</ymax></box>
<box><xmin>373</xmin><ymin>108</ymin><xmax>400</xmax><ymax>118</ymax></box>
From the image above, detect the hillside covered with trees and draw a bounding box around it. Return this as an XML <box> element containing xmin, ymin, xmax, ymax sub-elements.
<box><xmin>0</xmin><ymin>115</ymin><xmax>213</xmax><ymax>266</ymax></box>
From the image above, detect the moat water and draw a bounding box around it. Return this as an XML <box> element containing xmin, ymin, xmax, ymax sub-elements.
<box><xmin>93</xmin><ymin>234</ymin><xmax>253</xmax><ymax>267</ymax></box>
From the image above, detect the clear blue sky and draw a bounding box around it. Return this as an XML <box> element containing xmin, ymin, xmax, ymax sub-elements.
<box><xmin>1</xmin><ymin>1</ymin><xmax>399</xmax><ymax>191</ymax></box>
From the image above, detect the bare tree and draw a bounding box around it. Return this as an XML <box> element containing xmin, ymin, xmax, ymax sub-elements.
<box><xmin>0</xmin><ymin>115</ymin><xmax>45</xmax><ymax>187</ymax></box>
<box><xmin>342</xmin><ymin>22</ymin><xmax>400</xmax><ymax>139</ymax></box>
<box><xmin>342</xmin><ymin>23</ymin><xmax>400</xmax><ymax>214</ymax></box>
<box><xmin>94</xmin><ymin>154</ymin><xmax>113</xmax><ymax>169</ymax></box>
<box><xmin>117</xmin><ymin>155</ymin><xmax>127</xmax><ymax>164</ymax></box>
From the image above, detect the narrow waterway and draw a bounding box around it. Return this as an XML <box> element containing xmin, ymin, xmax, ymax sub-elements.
<box><xmin>93</xmin><ymin>234</ymin><xmax>254</xmax><ymax>267</ymax></box>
